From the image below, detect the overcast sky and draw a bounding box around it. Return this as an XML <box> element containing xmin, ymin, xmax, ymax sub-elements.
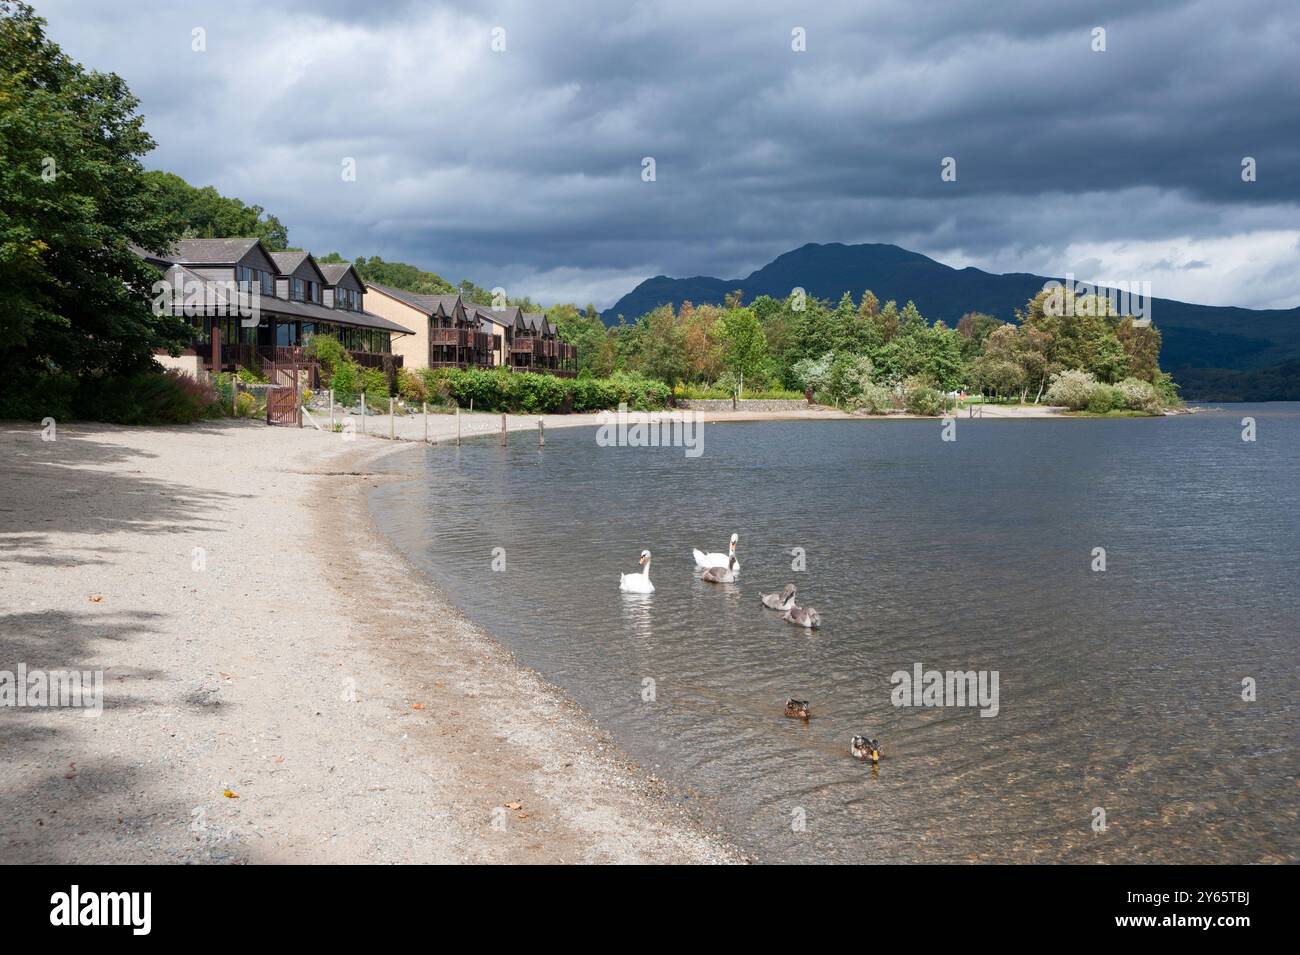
<box><xmin>36</xmin><ymin>0</ymin><xmax>1300</xmax><ymax>309</ymax></box>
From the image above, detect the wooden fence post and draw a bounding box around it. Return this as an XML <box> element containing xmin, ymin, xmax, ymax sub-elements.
<box><xmin>423</xmin><ymin>402</ymin><xmax>428</xmax><ymax>443</ymax></box>
<box><xmin>456</xmin><ymin>406</ymin><xmax>461</xmax><ymax>446</ymax></box>
<box><xmin>361</xmin><ymin>394</ymin><xmax>366</xmax><ymax>432</ymax></box>
<box><xmin>329</xmin><ymin>389</ymin><xmax>335</xmax><ymax>430</ymax></box>
<box><xmin>389</xmin><ymin>398</ymin><xmax>395</xmax><ymax>440</ymax></box>
<box><xmin>539</xmin><ymin>418</ymin><xmax>544</xmax><ymax>446</ymax></box>
<box><xmin>500</xmin><ymin>413</ymin><xmax>507</xmax><ymax>446</ymax></box>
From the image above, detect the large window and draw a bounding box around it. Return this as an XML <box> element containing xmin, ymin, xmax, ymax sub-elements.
<box><xmin>291</xmin><ymin>278</ymin><xmax>305</xmax><ymax>302</ymax></box>
<box><xmin>334</xmin><ymin>287</ymin><xmax>359</xmax><ymax>311</ymax></box>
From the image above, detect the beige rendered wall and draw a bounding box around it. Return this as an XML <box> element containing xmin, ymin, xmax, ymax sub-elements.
<box><xmin>365</xmin><ymin>289</ymin><xmax>427</xmax><ymax>369</ymax></box>
<box><xmin>154</xmin><ymin>352</ymin><xmax>204</xmax><ymax>377</ymax></box>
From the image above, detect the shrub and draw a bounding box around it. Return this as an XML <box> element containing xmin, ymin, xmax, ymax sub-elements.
<box><xmin>1086</xmin><ymin>384</ymin><xmax>1124</xmax><ymax>414</ymax></box>
<box><xmin>212</xmin><ymin>372</ymin><xmax>235</xmax><ymax>410</ymax></box>
<box><xmin>904</xmin><ymin>380</ymin><xmax>945</xmax><ymax>416</ymax></box>
<box><xmin>397</xmin><ymin>368</ymin><xmax>427</xmax><ymax>403</ymax></box>
<box><xmin>849</xmin><ymin>381</ymin><xmax>893</xmax><ymax>414</ymax></box>
<box><xmin>822</xmin><ymin>354</ymin><xmax>877</xmax><ymax>408</ymax></box>
<box><xmin>360</xmin><ymin>367</ymin><xmax>390</xmax><ymax>409</ymax></box>
<box><xmin>1044</xmin><ymin>369</ymin><xmax>1100</xmax><ymax>410</ymax></box>
<box><xmin>1153</xmin><ymin>370</ymin><xmax>1182</xmax><ymax>408</ymax></box>
<box><xmin>236</xmin><ymin>365</ymin><xmax>268</xmax><ymax>384</ymax></box>
<box><xmin>234</xmin><ymin>391</ymin><xmax>257</xmax><ymax>418</ymax></box>
<box><xmin>304</xmin><ymin>334</ymin><xmax>349</xmax><ymax>383</ymax></box>
<box><xmin>791</xmin><ymin>352</ymin><xmax>834</xmax><ymax>393</ymax></box>
<box><xmin>1115</xmin><ymin>377</ymin><xmax>1160</xmax><ymax>413</ymax></box>
<box><xmin>330</xmin><ymin>361</ymin><xmax>360</xmax><ymax>405</ymax></box>
<box><xmin>415</xmin><ymin>368</ymin><xmax>669</xmax><ymax>414</ymax></box>
<box><xmin>0</xmin><ymin>371</ymin><xmax>79</xmax><ymax>421</ymax></box>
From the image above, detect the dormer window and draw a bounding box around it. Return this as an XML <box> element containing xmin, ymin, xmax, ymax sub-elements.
<box><xmin>236</xmin><ymin>265</ymin><xmax>274</xmax><ymax>298</ymax></box>
<box><xmin>292</xmin><ymin>278</ymin><xmax>305</xmax><ymax>301</ymax></box>
<box><xmin>334</xmin><ymin>287</ymin><xmax>359</xmax><ymax>311</ymax></box>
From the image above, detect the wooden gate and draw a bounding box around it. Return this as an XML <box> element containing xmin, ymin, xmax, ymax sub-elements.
<box><xmin>266</xmin><ymin>386</ymin><xmax>301</xmax><ymax>427</ymax></box>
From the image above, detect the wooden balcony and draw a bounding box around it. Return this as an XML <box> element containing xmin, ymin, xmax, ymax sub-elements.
<box><xmin>430</xmin><ymin>327</ymin><xmax>469</xmax><ymax>346</ymax></box>
<box><xmin>351</xmin><ymin>350</ymin><xmax>402</xmax><ymax>370</ymax></box>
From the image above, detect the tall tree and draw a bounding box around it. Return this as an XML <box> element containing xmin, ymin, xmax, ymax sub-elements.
<box><xmin>0</xmin><ymin>1</ymin><xmax>188</xmax><ymax>376</ymax></box>
<box><xmin>717</xmin><ymin>306</ymin><xmax>767</xmax><ymax>386</ymax></box>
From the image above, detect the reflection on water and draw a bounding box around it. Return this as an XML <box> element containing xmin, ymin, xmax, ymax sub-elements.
<box><xmin>370</xmin><ymin>404</ymin><xmax>1300</xmax><ymax>863</ymax></box>
<box><xmin>619</xmin><ymin>593</ymin><xmax>655</xmax><ymax>642</ymax></box>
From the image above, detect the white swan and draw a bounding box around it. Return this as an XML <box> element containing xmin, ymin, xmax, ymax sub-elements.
<box><xmin>619</xmin><ymin>549</ymin><xmax>655</xmax><ymax>593</ymax></box>
<box><xmin>693</xmin><ymin>533</ymin><xmax>739</xmax><ymax>576</ymax></box>
<box><xmin>700</xmin><ymin>554</ymin><xmax>738</xmax><ymax>584</ymax></box>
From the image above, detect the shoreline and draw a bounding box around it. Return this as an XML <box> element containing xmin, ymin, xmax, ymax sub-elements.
<box><xmin>302</xmin><ymin>402</ymin><xmax>1087</xmax><ymax>449</ymax></box>
<box><xmin>0</xmin><ymin>421</ymin><xmax>745</xmax><ymax>863</ymax></box>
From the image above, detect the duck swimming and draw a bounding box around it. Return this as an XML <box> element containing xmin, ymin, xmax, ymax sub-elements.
<box><xmin>851</xmin><ymin>736</ymin><xmax>880</xmax><ymax>763</ymax></box>
<box><xmin>760</xmin><ymin>583</ymin><xmax>797</xmax><ymax>611</ymax></box>
<box><xmin>693</xmin><ymin>533</ymin><xmax>739</xmax><ymax>576</ymax></box>
<box><xmin>700</xmin><ymin>554</ymin><xmax>738</xmax><ymax>584</ymax></box>
<box><xmin>782</xmin><ymin>604</ymin><xmax>821</xmax><ymax>629</ymax></box>
<box><xmin>784</xmin><ymin>698</ymin><xmax>811</xmax><ymax>719</ymax></box>
<box><xmin>618</xmin><ymin>549</ymin><xmax>655</xmax><ymax>594</ymax></box>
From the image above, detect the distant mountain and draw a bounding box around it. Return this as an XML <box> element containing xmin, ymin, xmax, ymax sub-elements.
<box><xmin>602</xmin><ymin>242</ymin><xmax>1300</xmax><ymax>400</ymax></box>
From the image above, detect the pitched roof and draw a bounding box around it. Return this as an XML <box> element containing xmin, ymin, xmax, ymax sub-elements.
<box><xmin>521</xmin><ymin>312</ymin><xmax>551</xmax><ymax>335</ymax></box>
<box><xmin>148</xmin><ymin>238</ymin><xmax>263</xmax><ymax>265</ymax></box>
<box><xmin>366</xmin><ymin>283</ymin><xmax>463</xmax><ymax>317</ymax></box>
<box><xmin>319</xmin><ymin>262</ymin><xmax>358</xmax><ymax>286</ymax></box>
<box><xmin>270</xmin><ymin>251</ymin><xmax>310</xmax><ymax>273</ymax></box>
<box><xmin>271</xmin><ymin>251</ymin><xmax>328</xmax><ymax>282</ymax></box>
<box><xmin>159</xmin><ymin>264</ymin><xmax>241</xmax><ymax>308</ymax></box>
<box><xmin>463</xmin><ymin>302</ymin><xmax>521</xmax><ymax>328</ymax></box>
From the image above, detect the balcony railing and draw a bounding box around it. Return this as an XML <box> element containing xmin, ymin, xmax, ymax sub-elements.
<box><xmin>430</xmin><ymin>327</ymin><xmax>469</xmax><ymax>346</ymax></box>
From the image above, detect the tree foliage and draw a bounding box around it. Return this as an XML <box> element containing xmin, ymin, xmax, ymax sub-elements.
<box><xmin>143</xmin><ymin>171</ymin><xmax>289</xmax><ymax>249</ymax></box>
<box><xmin>0</xmin><ymin>1</ymin><xmax>189</xmax><ymax>377</ymax></box>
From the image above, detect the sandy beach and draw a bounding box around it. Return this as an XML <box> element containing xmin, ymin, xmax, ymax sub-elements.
<box><xmin>0</xmin><ymin>417</ymin><xmax>746</xmax><ymax>863</ymax></box>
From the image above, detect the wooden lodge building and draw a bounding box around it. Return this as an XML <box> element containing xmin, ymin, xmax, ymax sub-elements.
<box><xmin>369</xmin><ymin>283</ymin><xmax>577</xmax><ymax>377</ymax></box>
<box><xmin>140</xmin><ymin>238</ymin><xmax>412</xmax><ymax>383</ymax></box>
<box><xmin>141</xmin><ymin>239</ymin><xmax>578</xmax><ymax>385</ymax></box>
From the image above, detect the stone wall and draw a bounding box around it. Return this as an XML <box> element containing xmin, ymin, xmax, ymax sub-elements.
<box><xmin>675</xmin><ymin>398</ymin><xmax>810</xmax><ymax>412</ymax></box>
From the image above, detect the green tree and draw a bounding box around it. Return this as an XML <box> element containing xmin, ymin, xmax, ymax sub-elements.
<box><xmin>142</xmin><ymin>171</ymin><xmax>289</xmax><ymax>249</ymax></box>
<box><xmin>626</xmin><ymin>305</ymin><xmax>687</xmax><ymax>385</ymax></box>
<box><xmin>0</xmin><ymin>1</ymin><xmax>189</xmax><ymax>376</ymax></box>
<box><xmin>552</xmin><ymin>304</ymin><xmax>607</xmax><ymax>375</ymax></box>
<box><xmin>351</xmin><ymin>255</ymin><xmax>455</xmax><ymax>294</ymax></box>
<box><xmin>717</xmin><ymin>306</ymin><xmax>767</xmax><ymax>388</ymax></box>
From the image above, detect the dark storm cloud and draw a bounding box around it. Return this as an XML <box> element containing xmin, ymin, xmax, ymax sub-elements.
<box><xmin>33</xmin><ymin>0</ymin><xmax>1300</xmax><ymax>307</ymax></box>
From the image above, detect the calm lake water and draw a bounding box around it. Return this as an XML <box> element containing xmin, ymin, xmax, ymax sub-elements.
<box><xmin>369</xmin><ymin>404</ymin><xmax>1299</xmax><ymax>863</ymax></box>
